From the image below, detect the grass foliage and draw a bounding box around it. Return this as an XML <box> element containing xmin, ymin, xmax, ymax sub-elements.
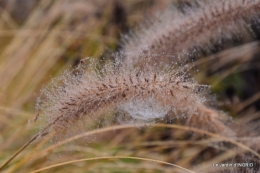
<box><xmin>0</xmin><ymin>0</ymin><xmax>260</xmax><ymax>172</ymax></box>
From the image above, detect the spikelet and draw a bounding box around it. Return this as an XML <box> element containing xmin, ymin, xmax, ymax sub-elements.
<box><xmin>36</xmin><ymin>57</ymin><xmax>233</xmax><ymax>139</ymax></box>
<box><xmin>122</xmin><ymin>0</ymin><xmax>260</xmax><ymax>66</ymax></box>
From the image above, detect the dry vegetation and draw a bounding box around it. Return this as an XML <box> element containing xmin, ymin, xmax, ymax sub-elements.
<box><xmin>0</xmin><ymin>0</ymin><xmax>260</xmax><ymax>173</ymax></box>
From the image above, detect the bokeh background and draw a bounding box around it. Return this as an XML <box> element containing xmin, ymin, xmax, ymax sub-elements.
<box><xmin>0</xmin><ymin>0</ymin><xmax>260</xmax><ymax>172</ymax></box>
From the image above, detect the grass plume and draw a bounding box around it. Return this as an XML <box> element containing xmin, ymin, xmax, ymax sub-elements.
<box><xmin>122</xmin><ymin>0</ymin><xmax>260</xmax><ymax>66</ymax></box>
<box><xmin>35</xmin><ymin>58</ymin><xmax>233</xmax><ymax>139</ymax></box>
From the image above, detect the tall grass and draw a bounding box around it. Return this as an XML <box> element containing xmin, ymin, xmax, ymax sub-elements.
<box><xmin>0</xmin><ymin>0</ymin><xmax>260</xmax><ymax>172</ymax></box>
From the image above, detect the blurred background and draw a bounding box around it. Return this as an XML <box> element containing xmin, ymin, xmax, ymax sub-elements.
<box><xmin>0</xmin><ymin>0</ymin><xmax>260</xmax><ymax>172</ymax></box>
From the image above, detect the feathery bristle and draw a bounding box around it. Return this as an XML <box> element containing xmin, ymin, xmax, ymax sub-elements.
<box><xmin>122</xmin><ymin>0</ymin><xmax>260</xmax><ymax>66</ymax></box>
<box><xmin>36</xmin><ymin>57</ymin><xmax>232</xmax><ymax>138</ymax></box>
